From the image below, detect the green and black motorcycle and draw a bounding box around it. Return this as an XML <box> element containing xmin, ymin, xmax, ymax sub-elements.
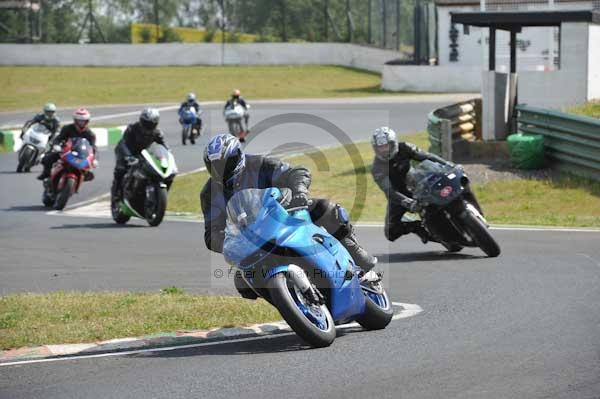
<box><xmin>111</xmin><ymin>143</ymin><xmax>177</xmax><ymax>227</ymax></box>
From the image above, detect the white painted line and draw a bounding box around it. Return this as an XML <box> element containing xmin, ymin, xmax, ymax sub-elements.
<box><xmin>91</xmin><ymin>105</ymin><xmax>179</xmax><ymax>122</ymax></box>
<box><xmin>0</xmin><ymin>302</ymin><xmax>422</xmax><ymax>367</ymax></box>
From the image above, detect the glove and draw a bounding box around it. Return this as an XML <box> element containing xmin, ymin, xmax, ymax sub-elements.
<box><xmin>125</xmin><ymin>156</ymin><xmax>139</xmax><ymax>166</ymax></box>
<box><xmin>401</xmin><ymin>198</ymin><xmax>421</xmax><ymax>213</ymax></box>
<box><xmin>92</xmin><ymin>159</ymin><xmax>99</xmax><ymax>168</ymax></box>
<box><xmin>289</xmin><ymin>192</ymin><xmax>310</xmax><ymax>208</ymax></box>
<box><xmin>52</xmin><ymin>144</ymin><xmax>61</xmax><ymax>152</ymax></box>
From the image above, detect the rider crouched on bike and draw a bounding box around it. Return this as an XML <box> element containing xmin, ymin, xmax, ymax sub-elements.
<box><xmin>111</xmin><ymin>108</ymin><xmax>169</xmax><ymax>202</ymax></box>
<box><xmin>21</xmin><ymin>103</ymin><xmax>61</xmax><ymax>141</ymax></box>
<box><xmin>178</xmin><ymin>92</ymin><xmax>203</xmax><ymax>132</ymax></box>
<box><xmin>224</xmin><ymin>89</ymin><xmax>250</xmax><ymax>131</ymax></box>
<box><xmin>371</xmin><ymin>126</ymin><xmax>481</xmax><ymax>243</ymax></box>
<box><xmin>37</xmin><ymin>108</ymin><xmax>96</xmax><ymax>181</ymax></box>
<box><xmin>201</xmin><ymin>134</ymin><xmax>377</xmax><ymax>275</ymax></box>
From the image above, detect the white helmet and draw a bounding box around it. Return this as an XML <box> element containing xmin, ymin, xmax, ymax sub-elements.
<box><xmin>187</xmin><ymin>93</ymin><xmax>196</xmax><ymax>102</ymax></box>
<box><xmin>371</xmin><ymin>127</ymin><xmax>399</xmax><ymax>161</ymax></box>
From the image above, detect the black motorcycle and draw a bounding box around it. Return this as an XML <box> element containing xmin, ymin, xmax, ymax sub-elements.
<box><xmin>406</xmin><ymin>160</ymin><xmax>500</xmax><ymax>257</ymax></box>
<box><xmin>111</xmin><ymin>143</ymin><xmax>177</xmax><ymax>227</ymax></box>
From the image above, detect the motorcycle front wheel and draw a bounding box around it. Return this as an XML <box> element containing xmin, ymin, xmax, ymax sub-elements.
<box><xmin>145</xmin><ymin>185</ymin><xmax>167</xmax><ymax>227</ymax></box>
<box><xmin>267</xmin><ymin>272</ymin><xmax>335</xmax><ymax>348</ymax></box>
<box><xmin>181</xmin><ymin>126</ymin><xmax>190</xmax><ymax>146</ymax></box>
<box><xmin>17</xmin><ymin>146</ymin><xmax>35</xmax><ymax>173</ymax></box>
<box><xmin>461</xmin><ymin>210</ymin><xmax>501</xmax><ymax>257</ymax></box>
<box><xmin>53</xmin><ymin>177</ymin><xmax>75</xmax><ymax>210</ymax></box>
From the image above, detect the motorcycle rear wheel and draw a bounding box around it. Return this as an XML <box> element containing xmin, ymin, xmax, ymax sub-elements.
<box><xmin>267</xmin><ymin>272</ymin><xmax>335</xmax><ymax>348</ymax></box>
<box><xmin>54</xmin><ymin>177</ymin><xmax>75</xmax><ymax>211</ymax></box>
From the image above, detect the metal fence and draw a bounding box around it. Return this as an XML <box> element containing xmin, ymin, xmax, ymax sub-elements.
<box><xmin>517</xmin><ymin>105</ymin><xmax>600</xmax><ymax>181</ymax></box>
<box><xmin>427</xmin><ymin>98</ymin><xmax>482</xmax><ymax>161</ymax></box>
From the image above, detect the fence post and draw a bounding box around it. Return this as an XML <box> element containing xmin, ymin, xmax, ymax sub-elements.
<box><xmin>441</xmin><ymin>119</ymin><xmax>453</xmax><ymax>161</ymax></box>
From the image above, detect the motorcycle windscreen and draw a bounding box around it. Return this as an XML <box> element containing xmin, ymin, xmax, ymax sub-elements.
<box><xmin>223</xmin><ymin>188</ymin><xmax>298</xmax><ymax>265</ymax></box>
<box><xmin>65</xmin><ymin>137</ymin><xmax>92</xmax><ymax>170</ymax></box>
<box><xmin>146</xmin><ymin>143</ymin><xmax>169</xmax><ymax>166</ymax></box>
<box><xmin>407</xmin><ymin>160</ymin><xmax>462</xmax><ymax>204</ymax></box>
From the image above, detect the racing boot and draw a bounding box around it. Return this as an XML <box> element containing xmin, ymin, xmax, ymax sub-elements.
<box><xmin>406</xmin><ymin>221</ymin><xmax>429</xmax><ymax>244</ymax></box>
<box><xmin>338</xmin><ymin>225</ymin><xmax>378</xmax><ymax>272</ymax></box>
<box><xmin>36</xmin><ymin>168</ymin><xmax>50</xmax><ymax>181</ymax></box>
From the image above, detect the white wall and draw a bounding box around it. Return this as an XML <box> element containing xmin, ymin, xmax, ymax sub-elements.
<box><xmin>382</xmin><ymin>65</ymin><xmax>481</xmax><ymax>93</ymax></box>
<box><xmin>588</xmin><ymin>24</ymin><xmax>600</xmax><ymax>101</ymax></box>
<box><xmin>0</xmin><ymin>43</ymin><xmax>402</xmax><ymax>73</ymax></box>
<box><xmin>519</xmin><ymin>23</ymin><xmax>590</xmax><ymax>109</ymax></box>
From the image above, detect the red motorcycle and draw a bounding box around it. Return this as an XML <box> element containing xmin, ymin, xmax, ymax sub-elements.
<box><xmin>42</xmin><ymin>137</ymin><xmax>96</xmax><ymax>210</ymax></box>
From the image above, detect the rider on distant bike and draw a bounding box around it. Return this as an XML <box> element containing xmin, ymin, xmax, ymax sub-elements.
<box><xmin>178</xmin><ymin>93</ymin><xmax>203</xmax><ymax>133</ymax></box>
<box><xmin>21</xmin><ymin>103</ymin><xmax>60</xmax><ymax>140</ymax></box>
<box><xmin>370</xmin><ymin>126</ymin><xmax>480</xmax><ymax>243</ymax></box>
<box><xmin>111</xmin><ymin>108</ymin><xmax>169</xmax><ymax>202</ymax></box>
<box><xmin>224</xmin><ymin>89</ymin><xmax>250</xmax><ymax>132</ymax></box>
<box><xmin>37</xmin><ymin>108</ymin><xmax>96</xmax><ymax>181</ymax></box>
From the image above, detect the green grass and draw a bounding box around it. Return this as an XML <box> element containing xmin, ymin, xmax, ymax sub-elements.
<box><xmin>168</xmin><ymin>131</ymin><xmax>600</xmax><ymax>227</ymax></box>
<box><xmin>0</xmin><ymin>65</ymin><xmax>406</xmax><ymax>111</ymax></box>
<box><xmin>568</xmin><ymin>100</ymin><xmax>600</xmax><ymax>119</ymax></box>
<box><xmin>0</xmin><ymin>291</ymin><xmax>280</xmax><ymax>350</ymax></box>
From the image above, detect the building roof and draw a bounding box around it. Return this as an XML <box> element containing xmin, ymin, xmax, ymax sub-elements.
<box><xmin>451</xmin><ymin>10</ymin><xmax>600</xmax><ymax>29</ymax></box>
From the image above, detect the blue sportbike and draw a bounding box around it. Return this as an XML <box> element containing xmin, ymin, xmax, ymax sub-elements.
<box><xmin>223</xmin><ymin>188</ymin><xmax>393</xmax><ymax>347</ymax></box>
<box><xmin>178</xmin><ymin>106</ymin><xmax>202</xmax><ymax>145</ymax></box>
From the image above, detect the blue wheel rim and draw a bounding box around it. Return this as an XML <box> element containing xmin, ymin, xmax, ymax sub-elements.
<box><xmin>366</xmin><ymin>289</ymin><xmax>389</xmax><ymax>310</ymax></box>
<box><xmin>290</xmin><ymin>285</ymin><xmax>329</xmax><ymax>331</ymax></box>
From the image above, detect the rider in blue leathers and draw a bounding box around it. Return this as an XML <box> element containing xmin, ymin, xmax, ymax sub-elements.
<box><xmin>200</xmin><ymin>134</ymin><xmax>377</xmax><ymax>274</ymax></box>
<box><xmin>178</xmin><ymin>92</ymin><xmax>203</xmax><ymax>133</ymax></box>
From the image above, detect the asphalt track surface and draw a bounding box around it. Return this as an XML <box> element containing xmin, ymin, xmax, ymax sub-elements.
<box><xmin>1</xmin><ymin>96</ymin><xmax>599</xmax><ymax>399</ymax></box>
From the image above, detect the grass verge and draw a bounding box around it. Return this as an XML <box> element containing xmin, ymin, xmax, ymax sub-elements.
<box><xmin>0</xmin><ymin>291</ymin><xmax>280</xmax><ymax>350</ymax></box>
<box><xmin>0</xmin><ymin>65</ymin><xmax>406</xmax><ymax>111</ymax></box>
<box><xmin>167</xmin><ymin>132</ymin><xmax>600</xmax><ymax>227</ymax></box>
<box><xmin>568</xmin><ymin>100</ymin><xmax>600</xmax><ymax>119</ymax></box>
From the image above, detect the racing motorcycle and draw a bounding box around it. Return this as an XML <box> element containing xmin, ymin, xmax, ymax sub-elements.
<box><xmin>223</xmin><ymin>188</ymin><xmax>393</xmax><ymax>348</ymax></box>
<box><xmin>17</xmin><ymin>123</ymin><xmax>51</xmax><ymax>173</ymax></box>
<box><xmin>42</xmin><ymin>137</ymin><xmax>96</xmax><ymax>211</ymax></box>
<box><xmin>179</xmin><ymin>106</ymin><xmax>202</xmax><ymax>145</ymax></box>
<box><xmin>406</xmin><ymin>160</ymin><xmax>500</xmax><ymax>257</ymax></box>
<box><xmin>223</xmin><ymin>102</ymin><xmax>249</xmax><ymax>142</ymax></box>
<box><xmin>111</xmin><ymin>142</ymin><xmax>177</xmax><ymax>227</ymax></box>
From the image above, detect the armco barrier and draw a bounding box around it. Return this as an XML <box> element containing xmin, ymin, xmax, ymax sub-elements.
<box><xmin>427</xmin><ymin>98</ymin><xmax>482</xmax><ymax>161</ymax></box>
<box><xmin>0</xmin><ymin>126</ymin><xmax>126</xmax><ymax>153</ymax></box>
<box><xmin>517</xmin><ymin>105</ymin><xmax>600</xmax><ymax>181</ymax></box>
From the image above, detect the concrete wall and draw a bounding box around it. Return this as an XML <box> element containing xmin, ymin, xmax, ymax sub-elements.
<box><xmin>382</xmin><ymin>65</ymin><xmax>481</xmax><ymax>93</ymax></box>
<box><xmin>587</xmin><ymin>24</ymin><xmax>600</xmax><ymax>100</ymax></box>
<box><xmin>0</xmin><ymin>43</ymin><xmax>402</xmax><ymax>73</ymax></box>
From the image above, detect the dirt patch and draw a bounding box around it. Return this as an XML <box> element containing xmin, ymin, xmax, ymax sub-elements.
<box><xmin>460</xmin><ymin>159</ymin><xmax>558</xmax><ymax>185</ymax></box>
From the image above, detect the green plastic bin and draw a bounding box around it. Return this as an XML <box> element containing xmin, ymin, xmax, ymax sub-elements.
<box><xmin>507</xmin><ymin>133</ymin><xmax>545</xmax><ymax>169</ymax></box>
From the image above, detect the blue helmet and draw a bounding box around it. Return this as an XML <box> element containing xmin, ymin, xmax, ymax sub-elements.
<box><xmin>203</xmin><ymin>134</ymin><xmax>246</xmax><ymax>186</ymax></box>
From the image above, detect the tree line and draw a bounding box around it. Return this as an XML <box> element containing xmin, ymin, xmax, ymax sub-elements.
<box><xmin>0</xmin><ymin>0</ymin><xmax>419</xmax><ymax>47</ymax></box>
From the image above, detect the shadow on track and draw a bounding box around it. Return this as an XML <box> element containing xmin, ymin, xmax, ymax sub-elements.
<box><xmin>5</xmin><ymin>205</ymin><xmax>48</xmax><ymax>212</ymax></box>
<box><xmin>50</xmin><ymin>222</ymin><xmax>145</xmax><ymax>229</ymax></box>
<box><xmin>132</xmin><ymin>326</ymin><xmax>370</xmax><ymax>359</ymax></box>
<box><xmin>378</xmin><ymin>251</ymin><xmax>484</xmax><ymax>264</ymax></box>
